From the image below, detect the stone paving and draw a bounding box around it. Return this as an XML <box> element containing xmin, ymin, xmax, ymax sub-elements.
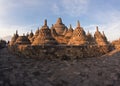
<box><xmin>0</xmin><ymin>48</ymin><xmax>120</xmax><ymax>86</ymax></box>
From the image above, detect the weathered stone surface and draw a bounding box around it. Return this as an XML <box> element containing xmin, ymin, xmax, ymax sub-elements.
<box><xmin>10</xmin><ymin>45</ymin><xmax>110</xmax><ymax>59</ymax></box>
<box><xmin>1</xmin><ymin>48</ymin><xmax>120</xmax><ymax>86</ymax></box>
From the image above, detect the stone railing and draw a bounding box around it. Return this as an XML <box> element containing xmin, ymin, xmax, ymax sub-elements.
<box><xmin>9</xmin><ymin>44</ymin><xmax>112</xmax><ymax>60</ymax></box>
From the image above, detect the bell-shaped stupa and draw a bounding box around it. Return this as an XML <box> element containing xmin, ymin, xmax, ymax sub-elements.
<box><xmin>28</xmin><ymin>30</ymin><xmax>34</xmax><ymax>39</ymax></box>
<box><xmin>65</xmin><ymin>24</ymin><xmax>73</xmax><ymax>38</ymax></box>
<box><xmin>15</xmin><ymin>34</ymin><xmax>31</xmax><ymax>45</ymax></box>
<box><xmin>68</xmin><ymin>21</ymin><xmax>87</xmax><ymax>45</ymax></box>
<box><xmin>10</xmin><ymin>30</ymin><xmax>19</xmax><ymax>46</ymax></box>
<box><xmin>32</xmin><ymin>19</ymin><xmax>58</xmax><ymax>45</ymax></box>
<box><xmin>94</xmin><ymin>26</ymin><xmax>108</xmax><ymax>46</ymax></box>
<box><xmin>86</xmin><ymin>31</ymin><xmax>95</xmax><ymax>45</ymax></box>
<box><xmin>50</xmin><ymin>24</ymin><xmax>58</xmax><ymax>37</ymax></box>
<box><xmin>54</xmin><ymin>18</ymin><xmax>67</xmax><ymax>35</ymax></box>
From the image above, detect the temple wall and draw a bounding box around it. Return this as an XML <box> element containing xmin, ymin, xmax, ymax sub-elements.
<box><xmin>9</xmin><ymin>45</ymin><xmax>111</xmax><ymax>59</ymax></box>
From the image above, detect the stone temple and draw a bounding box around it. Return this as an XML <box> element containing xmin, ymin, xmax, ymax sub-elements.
<box><xmin>9</xmin><ymin>18</ymin><xmax>111</xmax><ymax>59</ymax></box>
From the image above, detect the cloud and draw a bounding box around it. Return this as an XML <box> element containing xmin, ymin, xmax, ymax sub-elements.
<box><xmin>61</xmin><ymin>0</ymin><xmax>89</xmax><ymax>16</ymax></box>
<box><xmin>0</xmin><ymin>24</ymin><xmax>38</xmax><ymax>39</ymax></box>
<box><xmin>0</xmin><ymin>0</ymin><xmax>14</xmax><ymax>16</ymax></box>
<box><xmin>85</xmin><ymin>23</ymin><xmax>120</xmax><ymax>42</ymax></box>
<box><xmin>85</xmin><ymin>10</ymin><xmax>120</xmax><ymax>41</ymax></box>
<box><xmin>102</xmin><ymin>22</ymin><xmax>120</xmax><ymax>42</ymax></box>
<box><xmin>0</xmin><ymin>0</ymin><xmax>45</xmax><ymax>38</ymax></box>
<box><xmin>98</xmin><ymin>11</ymin><xmax>120</xmax><ymax>41</ymax></box>
<box><xmin>0</xmin><ymin>0</ymin><xmax>45</xmax><ymax>17</ymax></box>
<box><xmin>51</xmin><ymin>0</ymin><xmax>89</xmax><ymax>16</ymax></box>
<box><xmin>0</xmin><ymin>0</ymin><xmax>120</xmax><ymax>42</ymax></box>
<box><xmin>2</xmin><ymin>35</ymin><xmax>12</xmax><ymax>41</ymax></box>
<box><xmin>51</xmin><ymin>3</ymin><xmax>61</xmax><ymax>15</ymax></box>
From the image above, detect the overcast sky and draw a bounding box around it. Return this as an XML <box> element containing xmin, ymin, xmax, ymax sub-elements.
<box><xmin>0</xmin><ymin>0</ymin><xmax>120</xmax><ymax>41</ymax></box>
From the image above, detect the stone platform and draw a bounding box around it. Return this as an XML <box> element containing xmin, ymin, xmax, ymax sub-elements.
<box><xmin>1</xmin><ymin>48</ymin><xmax>120</xmax><ymax>86</ymax></box>
<box><xmin>9</xmin><ymin>45</ymin><xmax>111</xmax><ymax>59</ymax></box>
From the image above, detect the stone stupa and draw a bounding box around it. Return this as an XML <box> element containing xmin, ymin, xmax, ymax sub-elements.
<box><xmin>32</xmin><ymin>19</ymin><xmax>58</xmax><ymax>45</ymax></box>
<box><xmin>65</xmin><ymin>24</ymin><xmax>74</xmax><ymax>38</ymax></box>
<box><xmin>9</xmin><ymin>30</ymin><xmax>19</xmax><ymax>46</ymax></box>
<box><xmin>15</xmin><ymin>34</ymin><xmax>31</xmax><ymax>45</ymax></box>
<box><xmin>30</xmin><ymin>27</ymin><xmax>39</xmax><ymax>43</ymax></box>
<box><xmin>28</xmin><ymin>30</ymin><xmax>34</xmax><ymax>39</ymax></box>
<box><xmin>54</xmin><ymin>18</ymin><xmax>67</xmax><ymax>35</ymax></box>
<box><xmin>50</xmin><ymin>24</ymin><xmax>58</xmax><ymax>37</ymax></box>
<box><xmin>94</xmin><ymin>26</ymin><xmax>108</xmax><ymax>46</ymax></box>
<box><xmin>68</xmin><ymin>21</ymin><xmax>87</xmax><ymax>45</ymax></box>
<box><xmin>86</xmin><ymin>31</ymin><xmax>95</xmax><ymax>45</ymax></box>
<box><xmin>28</xmin><ymin>30</ymin><xmax>34</xmax><ymax>42</ymax></box>
<box><xmin>51</xmin><ymin>24</ymin><xmax>68</xmax><ymax>45</ymax></box>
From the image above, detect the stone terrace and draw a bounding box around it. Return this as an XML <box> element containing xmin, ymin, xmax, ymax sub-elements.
<box><xmin>1</xmin><ymin>48</ymin><xmax>120</xmax><ymax>86</ymax></box>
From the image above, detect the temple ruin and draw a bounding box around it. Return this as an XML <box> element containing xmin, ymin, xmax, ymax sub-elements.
<box><xmin>9</xmin><ymin>18</ymin><xmax>112</xmax><ymax>59</ymax></box>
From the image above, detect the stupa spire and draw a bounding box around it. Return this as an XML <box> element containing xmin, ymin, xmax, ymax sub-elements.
<box><xmin>70</xmin><ymin>24</ymin><xmax>72</xmax><ymax>28</ymax></box>
<box><xmin>16</xmin><ymin>30</ymin><xmax>18</xmax><ymax>35</ymax></box>
<box><xmin>31</xmin><ymin>30</ymin><xmax>33</xmax><ymax>33</ymax></box>
<box><xmin>102</xmin><ymin>31</ymin><xmax>106</xmax><ymax>37</ymax></box>
<box><xmin>44</xmin><ymin>19</ymin><xmax>47</xmax><ymax>26</ymax></box>
<box><xmin>23</xmin><ymin>33</ymin><xmax>25</xmax><ymax>36</ymax></box>
<box><xmin>37</xmin><ymin>27</ymin><xmax>39</xmax><ymax>30</ymax></box>
<box><xmin>96</xmin><ymin>26</ymin><xmax>99</xmax><ymax>32</ymax></box>
<box><xmin>87</xmin><ymin>31</ymin><xmax>90</xmax><ymax>34</ymax></box>
<box><xmin>56</xmin><ymin>18</ymin><xmax>62</xmax><ymax>24</ymax></box>
<box><xmin>52</xmin><ymin>24</ymin><xmax>54</xmax><ymax>27</ymax></box>
<box><xmin>102</xmin><ymin>31</ymin><xmax>104</xmax><ymax>34</ymax></box>
<box><xmin>26</xmin><ymin>32</ymin><xmax>29</xmax><ymax>37</ymax></box>
<box><xmin>77</xmin><ymin>20</ymin><xmax>80</xmax><ymax>27</ymax></box>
